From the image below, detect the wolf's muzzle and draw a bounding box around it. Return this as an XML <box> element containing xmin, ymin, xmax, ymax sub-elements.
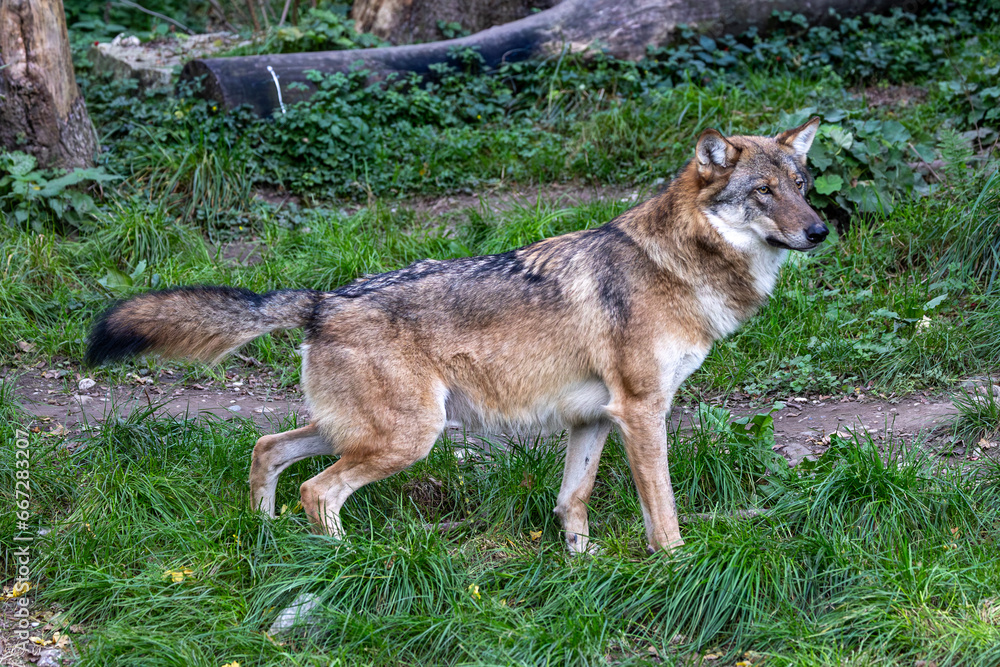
<box><xmin>806</xmin><ymin>222</ymin><xmax>829</xmax><ymax>244</ymax></box>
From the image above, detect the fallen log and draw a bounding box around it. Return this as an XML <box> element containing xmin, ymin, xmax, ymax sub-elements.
<box><xmin>353</xmin><ymin>0</ymin><xmax>557</xmax><ymax>45</ymax></box>
<box><xmin>179</xmin><ymin>0</ymin><xmax>927</xmax><ymax>116</ymax></box>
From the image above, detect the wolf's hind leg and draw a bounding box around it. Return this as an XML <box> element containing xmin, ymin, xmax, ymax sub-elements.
<box><xmin>299</xmin><ymin>422</ymin><xmax>443</xmax><ymax>538</ymax></box>
<box><xmin>250</xmin><ymin>424</ymin><xmax>333</xmax><ymax>517</ymax></box>
<box><xmin>554</xmin><ymin>420</ymin><xmax>612</xmax><ymax>555</ymax></box>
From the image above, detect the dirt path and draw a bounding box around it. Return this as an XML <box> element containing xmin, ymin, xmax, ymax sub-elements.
<box><xmin>6</xmin><ymin>365</ymin><xmax>988</xmax><ymax>466</ymax></box>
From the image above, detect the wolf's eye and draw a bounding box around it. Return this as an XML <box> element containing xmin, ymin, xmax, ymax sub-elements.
<box><xmin>795</xmin><ymin>179</ymin><xmax>805</xmax><ymax>190</ymax></box>
<box><xmin>756</xmin><ymin>185</ymin><xmax>771</xmax><ymax>195</ymax></box>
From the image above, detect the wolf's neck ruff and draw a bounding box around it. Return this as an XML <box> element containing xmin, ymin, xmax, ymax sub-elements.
<box><xmin>612</xmin><ymin>177</ymin><xmax>785</xmax><ymax>341</ymax></box>
<box><xmin>86</xmin><ymin>119</ymin><xmax>827</xmax><ymax>555</ymax></box>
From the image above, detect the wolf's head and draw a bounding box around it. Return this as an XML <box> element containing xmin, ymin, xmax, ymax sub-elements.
<box><xmin>694</xmin><ymin>118</ymin><xmax>828</xmax><ymax>252</ymax></box>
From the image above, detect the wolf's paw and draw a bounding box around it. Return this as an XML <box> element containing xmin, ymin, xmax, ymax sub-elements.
<box><xmin>566</xmin><ymin>532</ymin><xmax>601</xmax><ymax>557</ymax></box>
<box><xmin>646</xmin><ymin>536</ymin><xmax>685</xmax><ymax>555</ymax></box>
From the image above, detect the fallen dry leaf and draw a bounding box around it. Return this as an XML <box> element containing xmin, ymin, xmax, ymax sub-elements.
<box><xmin>6</xmin><ymin>581</ymin><xmax>31</xmax><ymax>598</ymax></box>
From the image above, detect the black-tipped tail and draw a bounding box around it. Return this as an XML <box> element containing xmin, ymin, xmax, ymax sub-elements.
<box><xmin>85</xmin><ymin>304</ymin><xmax>154</xmax><ymax>366</ymax></box>
<box><xmin>85</xmin><ymin>286</ymin><xmax>319</xmax><ymax>367</ymax></box>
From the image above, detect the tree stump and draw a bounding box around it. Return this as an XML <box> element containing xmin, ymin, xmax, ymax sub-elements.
<box><xmin>0</xmin><ymin>0</ymin><xmax>98</xmax><ymax>169</ymax></box>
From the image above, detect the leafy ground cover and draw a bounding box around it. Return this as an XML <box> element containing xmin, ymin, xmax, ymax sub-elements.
<box><xmin>2</xmin><ymin>0</ymin><xmax>1000</xmax><ymax>664</ymax></box>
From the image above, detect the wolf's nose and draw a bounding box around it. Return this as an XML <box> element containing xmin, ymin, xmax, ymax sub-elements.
<box><xmin>806</xmin><ymin>222</ymin><xmax>828</xmax><ymax>244</ymax></box>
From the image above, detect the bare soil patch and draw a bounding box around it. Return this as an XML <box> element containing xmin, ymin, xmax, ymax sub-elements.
<box><xmin>399</xmin><ymin>181</ymin><xmax>646</xmax><ymax>218</ymax></box>
<box><xmin>852</xmin><ymin>83</ymin><xmax>928</xmax><ymax>108</ymax></box>
<box><xmin>252</xmin><ymin>180</ymin><xmax>646</xmax><ymax>224</ymax></box>
<box><xmin>5</xmin><ymin>364</ymin><xmax>982</xmax><ymax>467</ymax></box>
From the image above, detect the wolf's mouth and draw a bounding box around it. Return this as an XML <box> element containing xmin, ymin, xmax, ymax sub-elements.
<box><xmin>766</xmin><ymin>236</ymin><xmax>816</xmax><ymax>251</ymax></box>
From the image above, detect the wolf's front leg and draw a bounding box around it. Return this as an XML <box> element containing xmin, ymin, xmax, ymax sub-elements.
<box><xmin>554</xmin><ymin>420</ymin><xmax>613</xmax><ymax>554</ymax></box>
<box><xmin>614</xmin><ymin>402</ymin><xmax>683</xmax><ymax>552</ymax></box>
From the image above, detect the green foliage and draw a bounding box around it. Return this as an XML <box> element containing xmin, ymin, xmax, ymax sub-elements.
<box><xmin>74</xmin><ymin>0</ymin><xmax>1000</xmax><ymax>211</ymax></box>
<box><xmin>950</xmin><ymin>385</ymin><xmax>1000</xmax><ymax>444</ymax></box>
<box><xmin>436</xmin><ymin>20</ymin><xmax>470</xmax><ymax>40</ymax></box>
<box><xmin>804</xmin><ymin>111</ymin><xmax>926</xmax><ymax>214</ymax></box>
<box><xmin>64</xmin><ymin>0</ymin><xmax>205</xmax><ymax>42</ymax></box>
<box><xmin>0</xmin><ymin>152</ymin><xmax>117</xmax><ymax>230</ymax></box>
<box><xmin>941</xmin><ymin>168</ymin><xmax>1000</xmax><ymax>291</ymax></box>
<box><xmin>12</xmin><ymin>2</ymin><xmax>998</xmax><ymax>661</ymax></box>
<box><xmin>226</xmin><ymin>7</ymin><xmax>387</xmax><ymax>56</ymax></box>
<box><xmin>668</xmin><ymin>403</ymin><xmax>788</xmax><ymax>511</ymax></box>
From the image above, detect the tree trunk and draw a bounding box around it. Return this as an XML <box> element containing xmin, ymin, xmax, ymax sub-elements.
<box><xmin>181</xmin><ymin>0</ymin><xmax>928</xmax><ymax>117</ymax></box>
<box><xmin>352</xmin><ymin>0</ymin><xmax>558</xmax><ymax>45</ymax></box>
<box><xmin>0</xmin><ymin>0</ymin><xmax>98</xmax><ymax>169</ymax></box>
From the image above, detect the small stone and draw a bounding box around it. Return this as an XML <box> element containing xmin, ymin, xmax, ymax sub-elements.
<box><xmin>227</xmin><ymin>405</ymin><xmax>242</xmax><ymax>412</ymax></box>
<box><xmin>78</xmin><ymin>377</ymin><xmax>97</xmax><ymax>391</ymax></box>
<box><xmin>37</xmin><ymin>648</ymin><xmax>64</xmax><ymax>667</ymax></box>
<box><xmin>269</xmin><ymin>593</ymin><xmax>319</xmax><ymax>633</ymax></box>
<box><xmin>72</xmin><ymin>394</ymin><xmax>94</xmax><ymax>405</ymax></box>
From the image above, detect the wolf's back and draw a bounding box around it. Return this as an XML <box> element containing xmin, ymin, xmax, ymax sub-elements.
<box><xmin>86</xmin><ymin>286</ymin><xmax>319</xmax><ymax>366</ymax></box>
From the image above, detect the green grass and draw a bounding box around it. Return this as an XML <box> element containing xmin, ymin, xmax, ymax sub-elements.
<box><xmin>3</xmin><ymin>398</ymin><xmax>998</xmax><ymax>666</ymax></box>
<box><xmin>950</xmin><ymin>385</ymin><xmax>1000</xmax><ymax>446</ymax></box>
<box><xmin>1</xmin><ymin>172</ymin><xmax>996</xmax><ymax>394</ymax></box>
<box><xmin>2</xmin><ymin>1</ymin><xmax>1000</xmax><ymax>663</ymax></box>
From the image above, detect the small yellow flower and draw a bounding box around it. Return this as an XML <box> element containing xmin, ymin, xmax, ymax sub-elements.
<box><xmin>529</xmin><ymin>530</ymin><xmax>542</xmax><ymax>542</ymax></box>
<box><xmin>163</xmin><ymin>568</ymin><xmax>194</xmax><ymax>583</ymax></box>
<box><xmin>221</xmin><ymin>662</ymin><xmax>241</xmax><ymax>667</ymax></box>
<box><xmin>468</xmin><ymin>584</ymin><xmax>481</xmax><ymax>601</ymax></box>
<box><xmin>174</xmin><ymin>110</ymin><xmax>184</xmax><ymax>119</ymax></box>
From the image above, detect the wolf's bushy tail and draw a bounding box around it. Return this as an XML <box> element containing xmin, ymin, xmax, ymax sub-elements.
<box><xmin>86</xmin><ymin>286</ymin><xmax>320</xmax><ymax>366</ymax></box>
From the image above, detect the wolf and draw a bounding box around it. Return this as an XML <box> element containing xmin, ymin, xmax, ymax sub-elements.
<box><xmin>87</xmin><ymin>119</ymin><xmax>827</xmax><ymax>554</ymax></box>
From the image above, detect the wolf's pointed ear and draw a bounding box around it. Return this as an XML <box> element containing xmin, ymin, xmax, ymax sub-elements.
<box><xmin>777</xmin><ymin>117</ymin><xmax>821</xmax><ymax>162</ymax></box>
<box><xmin>695</xmin><ymin>129</ymin><xmax>738</xmax><ymax>178</ymax></box>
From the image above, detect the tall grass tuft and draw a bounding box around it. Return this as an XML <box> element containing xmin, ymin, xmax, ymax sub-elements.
<box><xmin>942</xmin><ymin>168</ymin><xmax>1000</xmax><ymax>292</ymax></box>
